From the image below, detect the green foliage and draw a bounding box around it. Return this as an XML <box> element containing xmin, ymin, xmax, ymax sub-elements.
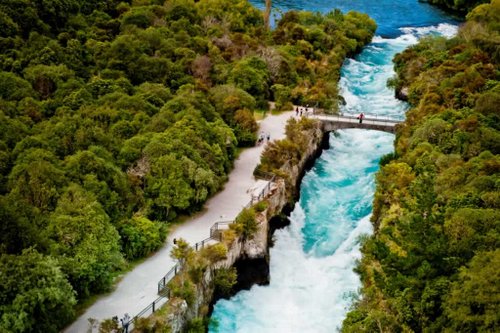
<box><xmin>271</xmin><ymin>84</ymin><xmax>292</xmax><ymax>110</ymax></box>
<box><xmin>272</xmin><ymin>10</ymin><xmax>376</xmax><ymax>108</ymax></box>
<box><xmin>0</xmin><ymin>195</ymin><xmax>45</xmax><ymax>254</ymax></box>
<box><xmin>0</xmin><ymin>72</ymin><xmax>34</xmax><ymax>101</ymax></box>
<box><xmin>47</xmin><ymin>184</ymin><xmax>124</xmax><ymax>299</ymax></box>
<box><xmin>119</xmin><ymin>216</ymin><xmax>167</xmax><ymax>260</ymax></box>
<box><xmin>186</xmin><ymin>317</ymin><xmax>208</xmax><ymax>333</ymax></box>
<box><xmin>8</xmin><ymin>148</ymin><xmax>66</xmax><ymax>211</ymax></box>
<box><xmin>253</xmin><ymin>200</ymin><xmax>269</xmax><ymax>212</ymax></box>
<box><xmin>378</xmin><ymin>152</ymin><xmax>397</xmax><ymax>166</ymax></box>
<box><xmin>444</xmin><ymin>250</ymin><xmax>500</xmax><ymax>332</ymax></box>
<box><xmin>24</xmin><ymin>64</ymin><xmax>74</xmax><ymax>99</ymax></box>
<box><xmin>169</xmin><ymin>279</ymin><xmax>196</xmax><ymax>306</ymax></box>
<box><xmin>231</xmin><ymin>207</ymin><xmax>258</xmax><ymax>240</ymax></box>
<box><xmin>0</xmin><ymin>249</ymin><xmax>76</xmax><ymax>332</ymax></box>
<box><xmin>233</xmin><ymin>109</ymin><xmax>258</xmax><ymax>146</ymax></box>
<box><xmin>229</xmin><ymin>56</ymin><xmax>270</xmax><ymax>106</ymax></box>
<box><xmin>170</xmin><ymin>238</ymin><xmax>195</xmax><ymax>268</ymax></box>
<box><xmin>343</xmin><ymin>2</ymin><xmax>500</xmax><ymax>331</ymax></box>
<box><xmin>213</xmin><ymin>267</ymin><xmax>237</xmax><ymax>298</ymax></box>
<box><xmin>208</xmin><ymin>84</ymin><xmax>255</xmax><ymax>116</ymax></box>
<box><xmin>200</xmin><ymin>243</ymin><xmax>228</xmax><ymax>263</ymax></box>
<box><xmin>257</xmin><ymin>116</ymin><xmax>320</xmax><ymax>177</ymax></box>
<box><xmin>424</xmin><ymin>0</ymin><xmax>489</xmax><ymax>14</ymax></box>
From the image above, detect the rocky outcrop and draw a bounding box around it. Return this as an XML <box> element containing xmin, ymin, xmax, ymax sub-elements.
<box><xmin>278</xmin><ymin>122</ymin><xmax>328</xmax><ymax>201</ymax></box>
<box><xmin>395</xmin><ymin>86</ymin><xmax>409</xmax><ymax>101</ymax></box>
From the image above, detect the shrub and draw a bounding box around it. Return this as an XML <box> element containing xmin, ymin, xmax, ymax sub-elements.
<box><xmin>222</xmin><ymin>228</ymin><xmax>237</xmax><ymax>246</ymax></box>
<box><xmin>186</xmin><ymin>318</ymin><xmax>208</xmax><ymax>333</ymax></box>
<box><xmin>213</xmin><ymin>267</ymin><xmax>237</xmax><ymax>298</ymax></box>
<box><xmin>169</xmin><ymin>278</ymin><xmax>196</xmax><ymax>306</ymax></box>
<box><xmin>379</xmin><ymin>152</ymin><xmax>397</xmax><ymax>166</ymax></box>
<box><xmin>231</xmin><ymin>208</ymin><xmax>257</xmax><ymax>240</ymax></box>
<box><xmin>119</xmin><ymin>216</ymin><xmax>166</xmax><ymax>260</ymax></box>
<box><xmin>253</xmin><ymin>200</ymin><xmax>269</xmax><ymax>212</ymax></box>
<box><xmin>200</xmin><ymin>243</ymin><xmax>228</xmax><ymax>263</ymax></box>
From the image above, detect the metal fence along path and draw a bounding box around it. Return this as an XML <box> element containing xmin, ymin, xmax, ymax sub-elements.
<box><xmin>128</xmin><ymin>176</ymin><xmax>278</xmax><ymax>329</ymax></box>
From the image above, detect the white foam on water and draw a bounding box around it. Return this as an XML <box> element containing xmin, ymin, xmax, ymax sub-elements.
<box><xmin>341</xmin><ymin>23</ymin><xmax>458</xmax><ymax>120</ymax></box>
<box><xmin>211</xmin><ymin>208</ymin><xmax>374</xmax><ymax>333</ymax></box>
<box><xmin>211</xmin><ymin>130</ymin><xmax>394</xmax><ymax>333</ymax></box>
<box><xmin>399</xmin><ymin>22</ymin><xmax>459</xmax><ymax>38</ymax></box>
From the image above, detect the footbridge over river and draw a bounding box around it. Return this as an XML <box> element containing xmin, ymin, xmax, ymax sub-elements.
<box><xmin>311</xmin><ymin>113</ymin><xmax>402</xmax><ymax>134</ymax></box>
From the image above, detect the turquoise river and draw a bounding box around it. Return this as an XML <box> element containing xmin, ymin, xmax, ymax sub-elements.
<box><xmin>210</xmin><ymin>1</ymin><xmax>459</xmax><ymax>332</ymax></box>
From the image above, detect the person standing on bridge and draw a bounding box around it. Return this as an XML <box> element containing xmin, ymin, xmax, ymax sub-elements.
<box><xmin>357</xmin><ymin>113</ymin><xmax>365</xmax><ymax>124</ymax></box>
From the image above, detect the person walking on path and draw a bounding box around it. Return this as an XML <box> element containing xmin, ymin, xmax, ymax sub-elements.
<box><xmin>258</xmin><ymin>132</ymin><xmax>265</xmax><ymax>145</ymax></box>
<box><xmin>357</xmin><ymin>112</ymin><xmax>365</xmax><ymax>123</ymax></box>
<box><xmin>266</xmin><ymin>132</ymin><xmax>270</xmax><ymax>142</ymax></box>
<box><xmin>120</xmin><ymin>313</ymin><xmax>130</xmax><ymax>333</ymax></box>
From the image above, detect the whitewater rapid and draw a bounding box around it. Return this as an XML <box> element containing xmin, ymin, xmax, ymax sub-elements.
<box><xmin>210</xmin><ymin>23</ymin><xmax>458</xmax><ymax>333</ymax></box>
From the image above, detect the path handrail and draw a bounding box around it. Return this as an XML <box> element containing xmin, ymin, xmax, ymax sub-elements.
<box><xmin>132</xmin><ymin>176</ymin><xmax>280</xmax><ymax>329</ymax></box>
<box><xmin>193</xmin><ymin>236</ymin><xmax>214</xmax><ymax>251</ymax></box>
<box><xmin>245</xmin><ymin>175</ymin><xmax>276</xmax><ymax>208</ymax></box>
<box><xmin>210</xmin><ymin>221</ymin><xmax>232</xmax><ymax>239</ymax></box>
<box><xmin>155</xmin><ymin>219</ymin><xmax>234</xmax><ymax>294</ymax></box>
<box><xmin>133</xmin><ymin>296</ymin><xmax>167</xmax><ymax>319</ymax></box>
<box><xmin>157</xmin><ymin>263</ymin><xmax>180</xmax><ymax>294</ymax></box>
<box><xmin>129</xmin><ymin>295</ymin><xmax>168</xmax><ymax>329</ymax></box>
<box><xmin>253</xmin><ymin>169</ymin><xmax>276</xmax><ymax>180</ymax></box>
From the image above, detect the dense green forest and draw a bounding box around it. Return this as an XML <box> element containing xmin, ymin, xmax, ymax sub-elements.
<box><xmin>343</xmin><ymin>0</ymin><xmax>499</xmax><ymax>332</ymax></box>
<box><xmin>0</xmin><ymin>0</ymin><xmax>376</xmax><ymax>331</ymax></box>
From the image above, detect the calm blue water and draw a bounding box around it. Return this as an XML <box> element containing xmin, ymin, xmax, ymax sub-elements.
<box><xmin>250</xmin><ymin>0</ymin><xmax>459</xmax><ymax>36</ymax></box>
<box><xmin>210</xmin><ymin>2</ymin><xmax>458</xmax><ymax>332</ymax></box>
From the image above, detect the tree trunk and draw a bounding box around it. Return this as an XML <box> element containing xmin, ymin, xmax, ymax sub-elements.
<box><xmin>264</xmin><ymin>0</ymin><xmax>272</xmax><ymax>29</ymax></box>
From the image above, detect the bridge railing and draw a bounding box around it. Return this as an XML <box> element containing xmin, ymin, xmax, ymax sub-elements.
<box><xmin>309</xmin><ymin>111</ymin><xmax>402</xmax><ymax>124</ymax></box>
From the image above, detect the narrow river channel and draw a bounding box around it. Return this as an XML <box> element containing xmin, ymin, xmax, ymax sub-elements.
<box><xmin>210</xmin><ymin>1</ymin><xmax>459</xmax><ymax>331</ymax></box>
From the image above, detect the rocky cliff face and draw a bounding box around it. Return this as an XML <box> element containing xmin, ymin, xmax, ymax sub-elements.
<box><xmin>165</xmin><ymin>121</ymin><xmax>327</xmax><ymax>332</ymax></box>
<box><xmin>283</xmin><ymin>124</ymin><xmax>327</xmax><ymax>199</ymax></box>
<box><xmin>395</xmin><ymin>86</ymin><xmax>409</xmax><ymax>101</ymax></box>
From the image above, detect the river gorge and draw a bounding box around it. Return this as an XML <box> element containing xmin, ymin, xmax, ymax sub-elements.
<box><xmin>210</xmin><ymin>1</ymin><xmax>459</xmax><ymax>332</ymax></box>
